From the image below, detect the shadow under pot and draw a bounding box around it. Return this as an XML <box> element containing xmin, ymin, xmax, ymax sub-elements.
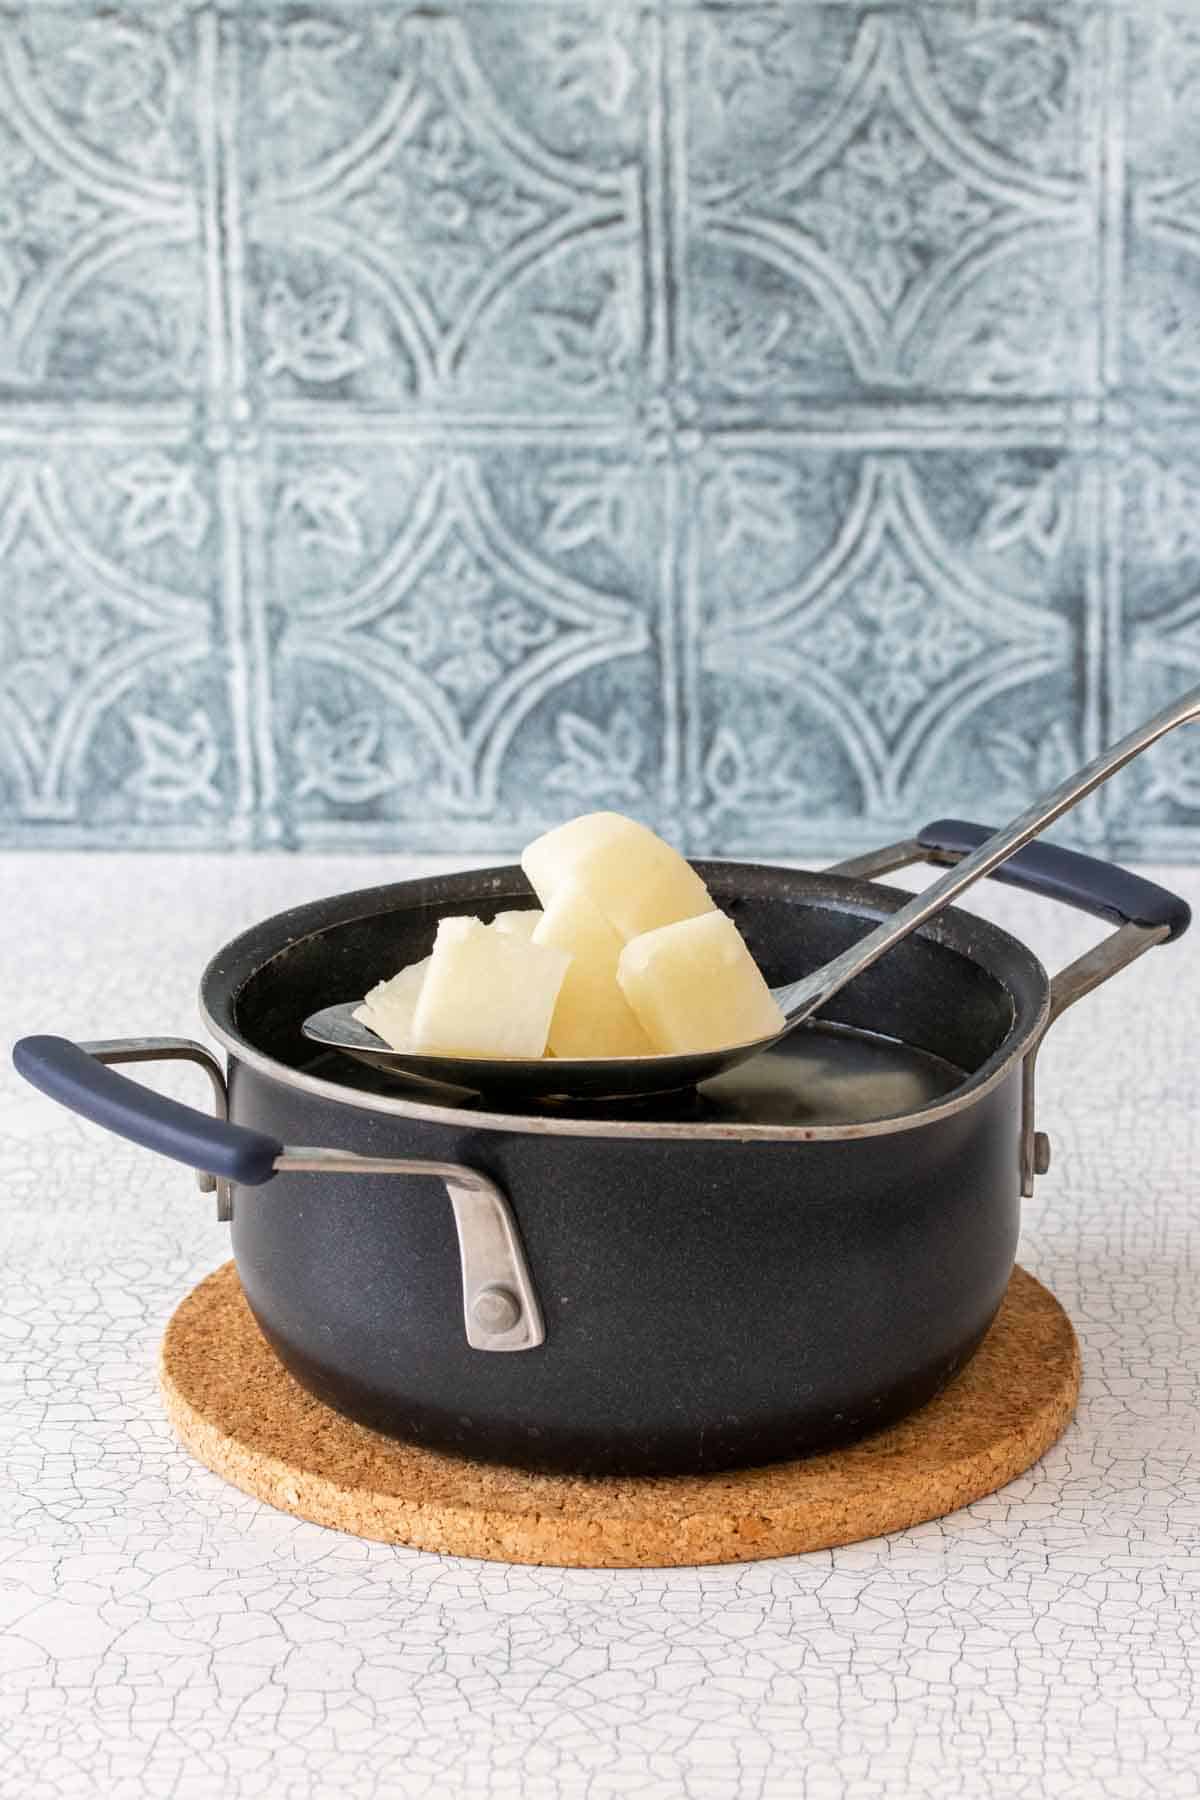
<box><xmin>12</xmin><ymin>824</ymin><xmax>1191</xmax><ymax>1477</ymax></box>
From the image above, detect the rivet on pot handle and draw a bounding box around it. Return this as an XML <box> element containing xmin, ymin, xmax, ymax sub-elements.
<box><xmin>11</xmin><ymin>1035</ymin><xmax>544</xmax><ymax>1354</ymax></box>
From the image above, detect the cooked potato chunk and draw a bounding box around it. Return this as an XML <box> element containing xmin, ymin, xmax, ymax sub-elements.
<box><xmin>491</xmin><ymin>909</ymin><xmax>542</xmax><ymax>938</ymax></box>
<box><xmin>532</xmin><ymin>881</ymin><xmax>653</xmax><ymax>1058</ymax></box>
<box><xmin>355</xmin><ymin>816</ymin><xmax>783</xmax><ymax>1065</ymax></box>
<box><xmin>617</xmin><ymin>912</ymin><xmax>785</xmax><ymax>1054</ymax></box>
<box><xmin>353</xmin><ymin>956</ymin><xmax>430</xmax><ymax>1051</ymax></box>
<box><xmin>410</xmin><ymin>917</ymin><xmax>570</xmax><ymax>1059</ymax></box>
<box><xmin>521</xmin><ymin>811</ymin><xmax>714</xmax><ymax>942</ymax></box>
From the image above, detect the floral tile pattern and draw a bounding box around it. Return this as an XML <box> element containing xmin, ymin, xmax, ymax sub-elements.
<box><xmin>0</xmin><ymin>12</ymin><xmax>202</xmax><ymax>401</ymax></box>
<box><xmin>693</xmin><ymin>448</ymin><xmax>1083</xmax><ymax>850</ymax></box>
<box><xmin>0</xmin><ymin>452</ymin><xmax>232</xmax><ymax>840</ymax></box>
<box><xmin>268</xmin><ymin>445</ymin><xmax>659</xmax><ymax>841</ymax></box>
<box><xmin>0</xmin><ymin>2</ymin><xmax>1197</xmax><ymax>856</ymax></box>
<box><xmin>686</xmin><ymin>9</ymin><xmax>1095</xmax><ymax>401</ymax></box>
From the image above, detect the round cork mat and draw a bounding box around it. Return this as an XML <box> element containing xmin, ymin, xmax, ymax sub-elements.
<box><xmin>160</xmin><ymin>1262</ymin><xmax>1079</xmax><ymax>1569</ymax></box>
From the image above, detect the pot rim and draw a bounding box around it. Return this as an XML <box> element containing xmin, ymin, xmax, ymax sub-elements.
<box><xmin>198</xmin><ymin>861</ymin><xmax>1051</xmax><ymax>1142</ymax></box>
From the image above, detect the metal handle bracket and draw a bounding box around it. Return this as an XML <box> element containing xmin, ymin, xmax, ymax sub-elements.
<box><xmin>15</xmin><ymin>1037</ymin><xmax>543</xmax><ymax>1352</ymax></box>
<box><xmin>828</xmin><ymin>838</ymin><xmax>1180</xmax><ymax>1193</ymax></box>
<box><xmin>1018</xmin><ymin>917</ymin><xmax>1168</xmax><ymax>1196</ymax></box>
<box><xmin>274</xmin><ymin>1149</ymin><xmax>545</xmax><ymax>1352</ymax></box>
<box><xmin>81</xmin><ymin>1037</ymin><xmax>233</xmax><ymax>1220</ymax></box>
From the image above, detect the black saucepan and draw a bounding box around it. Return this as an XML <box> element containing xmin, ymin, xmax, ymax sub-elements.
<box><xmin>13</xmin><ymin>820</ymin><xmax>1191</xmax><ymax>1478</ymax></box>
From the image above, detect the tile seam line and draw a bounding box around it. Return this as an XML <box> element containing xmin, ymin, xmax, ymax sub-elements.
<box><xmin>222</xmin><ymin>15</ymin><xmax>278</xmax><ymax>839</ymax></box>
<box><xmin>651</xmin><ymin>3</ymin><xmax>684</xmax><ymax>840</ymax></box>
<box><xmin>196</xmin><ymin>7</ymin><xmax>255</xmax><ymax>840</ymax></box>
<box><xmin>1100</xmin><ymin>5</ymin><xmax>1127</xmax><ymax>780</ymax></box>
<box><xmin>196</xmin><ymin>8</ymin><xmax>227</xmax><ymax>414</ymax></box>
<box><xmin>1100</xmin><ymin>6</ymin><xmax>1127</xmax><ymax>395</ymax></box>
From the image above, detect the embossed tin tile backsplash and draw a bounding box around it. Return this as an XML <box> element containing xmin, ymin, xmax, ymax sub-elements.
<box><xmin>3</xmin><ymin>3</ymin><xmax>1200</xmax><ymax>856</ymax></box>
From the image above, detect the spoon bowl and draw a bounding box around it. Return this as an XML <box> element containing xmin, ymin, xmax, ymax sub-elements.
<box><xmin>302</xmin><ymin>1001</ymin><xmax>771</xmax><ymax>1100</ymax></box>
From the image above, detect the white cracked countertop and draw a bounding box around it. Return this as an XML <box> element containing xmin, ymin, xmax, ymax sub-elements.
<box><xmin>1</xmin><ymin>851</ymin><xmax>1198</xmax><ymax>1800</ymax></box>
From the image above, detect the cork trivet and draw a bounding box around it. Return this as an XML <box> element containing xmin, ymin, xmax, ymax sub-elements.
<box><xmin>160</xmin><ymin>1263</ymin><xmax>1079</xmax><ymax>1569</ymax></box>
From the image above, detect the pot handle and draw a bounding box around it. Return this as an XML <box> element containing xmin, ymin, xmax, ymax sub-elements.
<box><xmin>11</xmin><ymin>1034</ymin><xmax>545</xmax><ymax>1353</ymax></box>
<box><xmin>830</xmin><ymin>823</ymin><xmax>1192</xmax><ymax>1194</ymax></box>
<box><xmin>900</xmin><ymin>817</ymin><xmax>1190</xmax><ymax>1034</ymax></box>
<box><xmin>915</xmin><ymin>819</ymin><xmax>1192</xmax><ymax>940</ymax></box>
<box><xmin>13</xmin><ymin>1034</ymin><xmax>283</xmax><ymax>1185</ymax></box>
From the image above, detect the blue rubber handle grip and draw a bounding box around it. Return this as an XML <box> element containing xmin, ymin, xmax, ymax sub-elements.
<box><xmin>11</xmin><ymin>1035</ymin><xmax>283</xmax><ymax>1185</ymax></box>
<box><xmin>917</xmin><ymin>820</ymin><xmax>1192</xmax><ymax>942</ymax></box>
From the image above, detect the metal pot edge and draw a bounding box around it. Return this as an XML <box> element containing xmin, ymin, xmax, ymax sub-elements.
<box><xmin>196</xmin><ymin>862</ymin><xmax>1053</xmax><ymax>1144</ymax></box>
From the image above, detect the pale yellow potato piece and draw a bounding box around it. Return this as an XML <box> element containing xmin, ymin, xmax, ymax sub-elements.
<box><xmin>521</xmin><ymin>811</ymin><xmax>715</xmax><ymax>943</ymax></box>
<box><xmin>410</xmin><ymin>916</ymin><xmax>570</xmax><ymax>1059</ymax></box>
<box><xmin>354</xmin><ymin>910</ymin><xmax>541</xmax><ymax>1050</ymax></box>
<box><xmin>436</xmin><ymin>915</ymin><xmax>478</xmax><ymax>945</ymax></box>
<box><xmin>353</xmin><ymin>956</ymin><xmax>430</xmax><ymax>1051</ymax></box>
<box><xmin>617</xmin><ymin>911</ymin><xmax>785</xmax><ymax>1054</ymax></box>
<box><xmin>491</xmin><ymin>908</ymin><xmax>542</xmax><ymax>938</ymax></box>
<box><xmin>532</xmin><ymin>881</ymin><xmax>653</xmax><ymax>1058</ymax></box>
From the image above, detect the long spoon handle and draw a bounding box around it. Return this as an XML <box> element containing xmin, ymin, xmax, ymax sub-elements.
<box><xmin>774</xmin><ymin>682</ymin><xmax>1200</xmax><ymax>1029</ymax></box>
